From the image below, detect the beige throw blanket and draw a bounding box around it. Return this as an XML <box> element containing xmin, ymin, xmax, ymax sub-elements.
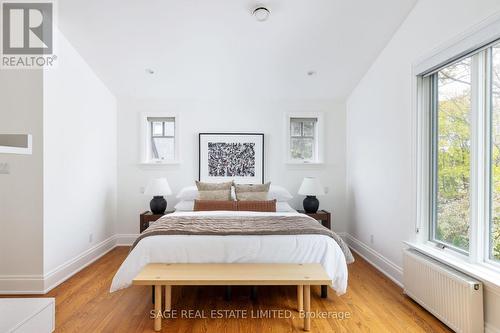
<box><xmin>132</xmin><ymin>215</ymin><xmax>354</xmax><ymax>264</ymax></box>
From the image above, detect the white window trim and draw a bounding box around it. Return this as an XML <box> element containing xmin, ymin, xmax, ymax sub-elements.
<box><xmin>139</xmin><ymin>112</ymin><xmax>180</xmax><ymax>165</ymax></box>
<box><xmin>412</xmin><ymin>12</ymin><xmax>500</xmax><ymax>278</ymax></box>
<box><xmin>285</xmin><ymin>112</ymin><xmax>324</xmax><ymax>165</ymax></box>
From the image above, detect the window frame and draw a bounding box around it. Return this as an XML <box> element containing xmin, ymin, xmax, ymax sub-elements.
<box><xmin>139</xmin><ymin>112</ymin><xmax>180</xmax><ymax>165</ymax></box>
<box><xmin>416</xmin><ymin>40</ymin><xmax>500</xmax><ymax>270</ymax></box>
<box><xmin>486</xmin><ymin>46</ymin><xmax>500</xmax><ymax>266</ymax></box>
<box><xmin>285</xmin><ymin>112</ymin><xmax>324</xmax><ymax>164</ymax></box>
<box><xmin>428</xmin><ymin>57</ymin><xmax>474</xmax><ymax>256</ymax></box>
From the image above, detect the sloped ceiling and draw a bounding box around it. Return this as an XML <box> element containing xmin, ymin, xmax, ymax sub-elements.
<box><xmin>58</xmin><ymin>0</ymin><xmax>417</xmax><ymax>100</ymax></box>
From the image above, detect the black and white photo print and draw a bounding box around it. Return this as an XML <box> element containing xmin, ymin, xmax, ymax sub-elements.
<box><xmin>207</xmin><ymin>142</ymin><xmax>256</xmax><ymax>177</ymax></box>
<box><xmin>199</xmin><ymin>133</ymin><xmax>264</xmax><ymax>184</ymax></box>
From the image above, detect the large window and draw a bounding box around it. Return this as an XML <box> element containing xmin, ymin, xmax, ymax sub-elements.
<box><xmin>491</xmin><ymin>45</ymin><xmax>500</xmax><ymax>261</ymax></box>
<box><xmin>426</xmin><ymin>41</ymin><xmax>500</xmax><ymax>265</ymax></box>
<box><xmin>431</xmin><ymin>58</ymin><xmax>472</xmax><ymax>253</ymax></box>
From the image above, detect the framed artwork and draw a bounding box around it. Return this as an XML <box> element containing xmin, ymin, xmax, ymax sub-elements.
<box><xmin>198</xmin><ymin>133</ymin><xmax>264</xmax><ymax>184</ymax></box>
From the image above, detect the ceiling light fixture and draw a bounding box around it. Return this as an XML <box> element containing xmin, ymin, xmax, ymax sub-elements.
<box><xmin>253</xmin><ymin>6</ymin><xmax>270</xmax><ymax>22</ymax></box>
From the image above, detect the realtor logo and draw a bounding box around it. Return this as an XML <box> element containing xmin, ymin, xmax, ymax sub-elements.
<box><xmin>1</xmin><ymin>1</ymin><xmax>56</xmax><ymax>68</ymax></box>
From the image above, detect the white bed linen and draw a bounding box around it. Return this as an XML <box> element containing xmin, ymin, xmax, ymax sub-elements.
<box><xmin>110</xmin><ymin>211</ymin><xmax>348</xmax><ymax>295</ymax></box>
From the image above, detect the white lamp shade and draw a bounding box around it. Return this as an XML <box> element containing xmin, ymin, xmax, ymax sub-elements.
<box><xmin>144</xmin><ymin>178</ymin><xmax>172</xmax><ymax>196</ymax></box>
<box><xmin>298</xmin><ymin>177</ymin><xmax>325</xmax><ymax>196</ymax></box>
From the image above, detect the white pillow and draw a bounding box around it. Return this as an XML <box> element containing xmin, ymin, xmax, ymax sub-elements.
<box><xmin>267</xmin><ymin>185</ymin><xmax>293</xmax><ymax>202</ymax></box>
<box><xmin>276</xmin><ymin>202</ymin><xmax>296</xmax><ymax>212</ymax></box>
<box><xmin>176</xmin><ymin>186</ymin><xmax>198</xmax><ymax>200</ymax></box>
<box><xmin>174</xmin><ymin>200</ymin><xmax>195</xmax><ymax>211</ymax></box>
<box><xmin>176</xmin><ymin>186</ymin><xmax>236</xmax><ymax>201</ymax></box>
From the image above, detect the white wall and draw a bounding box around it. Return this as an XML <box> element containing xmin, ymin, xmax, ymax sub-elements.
<box><xmin>0</xmin><ymin>70</ymin><xmax>44</xmax><ymax>291</ymax></box>
<box><xmin>42</xmin><ymin>31</ymin><xmax>117</xmax><ymax>278</ymax></box>
<box><xmin>117</xmin><ymin>98</ymin><xmax>346</xmax><ymax>234</ymax></box>
<box><xmin>346</xmin><ymin>0</ymin><xmax>500</xmax><ymax>330</ymax></box>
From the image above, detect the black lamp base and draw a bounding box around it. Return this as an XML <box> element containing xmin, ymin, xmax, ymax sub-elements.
<box><xmin>150</xmin><ymin>196</ymin><xmax>167</xmax><ymax>215</ymax></box>
<box><xmin>303</xmin><ymin>195</ymin><xmax>319</xmax><ymax>213</ymax></box>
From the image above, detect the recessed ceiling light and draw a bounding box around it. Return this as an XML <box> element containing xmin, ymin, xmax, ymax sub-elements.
<box><xmin>307</xmin><ymin>70</ymin><xmax>317</xmax><ymax>76</ymax></box>
<box><xmin>145</xmin><ymin>68</ymin><xmax>155</xmax><ymax>74</ymax></box>
<box><xmin>253</xmin><ymin>6</ymin><xmax>270</xmax><ymax>22</ymax></box>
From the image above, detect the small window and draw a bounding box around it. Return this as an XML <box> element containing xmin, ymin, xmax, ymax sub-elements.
<box><xmin>149</xmin><ymin>117</ymin><xmax>175</xmax><ymax>161</ymax></box>
<box><xmin>141</xmin><ymin>114</ymin><xmax>178</xmax><ymax>164</ymax></box>
<box><xmin>287</xmin><ymin>114</ymin><xmax>322</xmax><ymax>163</ymax></box>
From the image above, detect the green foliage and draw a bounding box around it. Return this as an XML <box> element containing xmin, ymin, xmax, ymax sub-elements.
<box><xmin>434</xmin><ymin>51</ymin><xmax>500</xmax><ymax>260</ymax></box>
<box><xmin>492</xmin><ymin>112</ymin><xmax>500</xmax><ymax>260</ymax></box>
<box><xmin>436</xmin><ymin>94</ymin><xmax>471</xmax><ymax>251</ymax></box>
<box><xmin>435</xmin><ymin>84</ymin><xmax>500</xmax><ymax>259</ymax></box>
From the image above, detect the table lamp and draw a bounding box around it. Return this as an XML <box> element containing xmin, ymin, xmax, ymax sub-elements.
<box><xmin>144</xmin><ymin>178</ymin><xmax>172</xmax><ymax>214</ymax></box>
<box><xmin>298</xmin><ymin>177</ymin><xmax>325</xmax><ymax>213</ymax></box>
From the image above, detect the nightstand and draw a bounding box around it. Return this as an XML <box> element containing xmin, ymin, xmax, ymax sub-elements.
<box><xmin>140</xmin><ymin>211</ymin><xmax>174</xmax><ymax>233</ymax></box>
<box><xmin>298</xmin><ymin>210</ymin><xmax>331</xmax><ymax>230</ymax></box>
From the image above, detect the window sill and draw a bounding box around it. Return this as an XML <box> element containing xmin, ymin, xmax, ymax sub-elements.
<box><xmin>138</xmin><ymin>161</ymin><xmax>181</xmax><ymax>166</ymax></box>
<box><xmin>405</xmin><ymin>241</ymin><xmax>500</xmax><ymax>293</ymax></box>
<box><xmin>285</xmin><ymin>161</ymin><xmax>324</xmax><ymax>165</ymax></box>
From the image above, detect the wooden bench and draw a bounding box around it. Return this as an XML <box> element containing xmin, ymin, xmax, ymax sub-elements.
<box><xmin>133</xmin><ymin>263</ymin><xmax>331</xmax><ymax>331</ymax></box>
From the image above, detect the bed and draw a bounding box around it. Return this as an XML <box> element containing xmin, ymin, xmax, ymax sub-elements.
<box><xmin>110</xmin><ymin>210</ymin><xmax>353</xmax><ymax>295</ymax></box>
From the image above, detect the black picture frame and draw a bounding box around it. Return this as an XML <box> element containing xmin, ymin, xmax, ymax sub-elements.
<box><xmin>198</xmin><ymin>133</ymin><xmax>265</xmax><ymax>184</ymax></box>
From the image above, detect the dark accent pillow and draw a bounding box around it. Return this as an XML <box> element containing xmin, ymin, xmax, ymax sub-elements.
<box><xmin>193</xmin><ymin>200</ymin><xmax>237</xmax><ymax>211</ymax></box>
<box><xmin>237</xmin><ymin>199</ymin><xmax>277</xmax><ymax>212</ymax></box>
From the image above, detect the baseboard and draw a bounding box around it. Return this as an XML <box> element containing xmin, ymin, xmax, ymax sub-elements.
<box><xmin>0</xmin><ymin>275</ymin><xmax>44</xmax><ymax>294</ymax></box>
<box><xmin>115</xmin><ymin>234</ymin><xmax>139</xmax><ymax>246</ymax></box>
<box><xmin>0</xmin><ymin>235</ymin><xmax>118</xmax><ymax>295</ymax></box>
<box><xmin>42</xmin><ymin>235</ymin><xmax>117</xmax><ymax>293</ymax></box>
<box><xmin>340</xmin><ymin>233</ymin><xmax>403</xmax><ymax>288</ymax></box>
<box><xmin>0</xmin><ymin>233</ymin><xmax>140</xmax><ymax>295</ymax></box>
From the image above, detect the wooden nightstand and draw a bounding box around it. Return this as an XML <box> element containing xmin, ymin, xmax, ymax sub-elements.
<box><xmin>298</xmin><ymin>210</ymin><xmax>331</xmax><ymax>230</ymax></box>
<box><xmin>140</xmin><ymin>211</ymin><xmax>174</xmax><ymax>233</ymax></box>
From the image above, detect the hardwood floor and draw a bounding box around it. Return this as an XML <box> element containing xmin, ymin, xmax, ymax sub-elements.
<box><xmin>7</xmin><ymin>247</ymin><xmax>452</xmax><ymax>332</ymax></box>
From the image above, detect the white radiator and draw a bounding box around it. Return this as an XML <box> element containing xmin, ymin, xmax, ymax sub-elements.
<box><xmin>403</xmin><ymin>249</ymin><xmax>484</xmax><ymax>333</ymax></box>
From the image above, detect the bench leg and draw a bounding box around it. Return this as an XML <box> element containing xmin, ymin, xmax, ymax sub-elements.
<box><xmin>154</xmin><ymin>285</ymin><xmax>162</xmax><ymax>331</ymax></box>
<box><xmin>250</xmin><ymin>286</ymin><xmax>258</xmax><ymax>300</ymax></box>
<box><xmin>297</xmin><ymin>285</ymin><xmax>303</xmax><ymax>312</ymax></box>
<box><xmin>224</xmin><ymin>286</ymin><xmax>232</xmax><ymax>301</ymax></box>
<box><xmin>321</xmin><ymin>285</ymin><xmax>328</xmax><ymax>298</ymax></box>
<box><xmin>303</xmin><ymin>285</ymin><xmax>310</xmax><ymax>331</ymax></box>
<box><xmin>165</xmin><ymin>285</ymin><xmax>172</xmax><ymax>311</ymax></box>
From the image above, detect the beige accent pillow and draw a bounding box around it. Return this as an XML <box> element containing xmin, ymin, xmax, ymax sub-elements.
<box><xmin>195</xmin><ymin>181</ymin><xmax>233</xmax><ymax>200</ymax></box>
<box><xmin>235</xmin><ymin>182</ymin><xmax>271</xmax><ymax>201</ymax></box>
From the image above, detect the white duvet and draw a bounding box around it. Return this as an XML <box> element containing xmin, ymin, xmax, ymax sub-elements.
<box><xmin>110</xmin><ymin>211</ymin><xmax>348</xmax><ymax>295</ymax></box>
